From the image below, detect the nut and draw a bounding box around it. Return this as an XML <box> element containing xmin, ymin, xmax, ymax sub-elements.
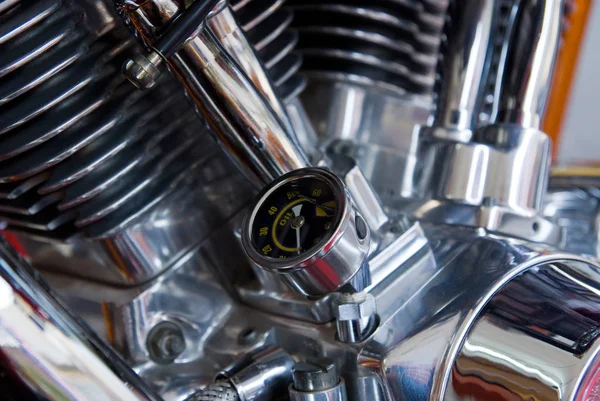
<box><xmin>332</xmin><ymin>292</ymin><xmax>376</xmax><ymax>321</ymax></box>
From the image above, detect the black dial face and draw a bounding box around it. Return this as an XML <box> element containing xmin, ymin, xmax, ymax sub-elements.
<box><xmin>251</xmin><ymin>174</ymin><xmax>340</xmax><ymax>260</ymax></box>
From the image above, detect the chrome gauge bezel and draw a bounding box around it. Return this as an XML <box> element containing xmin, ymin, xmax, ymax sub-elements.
<box><xmin>242</xmin><ymin>168</ymin><xmax>350</xmax><ymax>272</ymax></box>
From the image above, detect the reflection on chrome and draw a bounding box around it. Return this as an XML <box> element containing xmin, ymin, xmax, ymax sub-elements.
<box><xmin>3</xmin><ymin>0</ymin><xmax>600</xmax><ymax>400</ymax></box>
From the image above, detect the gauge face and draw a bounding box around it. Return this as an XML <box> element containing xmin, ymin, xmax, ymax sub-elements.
<box><xmin>250</xmin><ymin>174</ymin><xmax>341</xmax><ymax>260</ymax></box>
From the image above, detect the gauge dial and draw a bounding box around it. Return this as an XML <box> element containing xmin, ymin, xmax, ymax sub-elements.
<box><xmin>243</xmin><ymin>167</ymin><xmax>371</xmax><ymax>296</ymax></box>
<box><xmin>250</xmin><ymin>173</ymin><xmax>341</xmax><ymax>259</ymax></box>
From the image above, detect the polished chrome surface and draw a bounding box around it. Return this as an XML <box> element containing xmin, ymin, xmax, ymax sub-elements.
<box><xmin>289</xmin><ymin>378</ymin><xmax>347</xmax><ymax>401</ymax></box>
<box><xmin>447</xmin><ymin>261</ymin><xmax>600</xmax><ymax>401</ymax></box>
<box><xmin>236</xmin><ymin>280</ymin><xmax>335</xmax><ymax>323</ymax></box>
<box><xmin>496</xmin><ymin>0</ymin><xmax>563</xmax><ymax>129</ymax></box>
<box><xmin>301</xmin><ymin>82</ymin><xmax>431</xmax><ymax>204</ymax></box>
<box><xmin>206</xmin><ymin>4</ymin><xmax>319</xmax><ymax>162</ymax></box>
<box><xmin>237</xmin><ymin>217</ymin><xmax>424</xmax><ymax>324</ymax></box>
<box><xmin>1</xmin><ymin>1</ymin><xmax>594</xmax><ymax>401</ymax></box>
<box><xmin>242</xmin><ymin>168</ymin><xmax>370</xmax><ymax>296</ymax></box>
<box><xmin>328</xmin><ymin>152</ymin><xmax>388</xmax><ymax>232</ymax></box>
<box><xmin>120</xmin><ymin>0</ymin><xmax>309</xmax><ymax>187</ymax></box>
<box><xmin>359</xmin><ymin>225</ymin><xmax>600</xmax><ymax>401</ymax></box>
<box><xmin>227</xmin><ymin>346</ymin><xmax>295</xmax><ymax>401</ymax></box>
<box><xmin>425</xmin><ymin>0</ymin><xmax>499</xmax><ymax>142</ymax></box>
<box><xmin>0</xmin><ymin>239</ymin><xmax>161</xmax><ymax>401</ymax></box>
<box><xmin>403</xmin><ymin>124</ymin><xmax>560</xmax><ymax>243</ymax></box>
<box><xmin>207</xmin><ymin>4</ymin><xmax>292</xmax><ymax>135</ymax></box>
<box><xmin>416</xmin><ymin>126</ymin><xmax>551</xmax><ymax>213</ymax></box>
<box><xmin>170</xmin><ymin>27</ymin><xmax>309</xmax><ymax>186</ymax></box>
<box><xmin>292</xmin><ymin>359</ymin><xmax>339</xmax><ymax>392</ymax></box>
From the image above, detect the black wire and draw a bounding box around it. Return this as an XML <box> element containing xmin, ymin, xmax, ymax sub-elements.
<box><xmin>154</xmin><ymin>0</ymin><xmax>221</xmax><ymax>58</ymax></box>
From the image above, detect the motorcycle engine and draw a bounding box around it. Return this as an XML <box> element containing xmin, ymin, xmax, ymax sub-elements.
<box><xmin>1</xmin><ymin>0</ymin><xmax>600</xmax><ymax>400</ymax></box>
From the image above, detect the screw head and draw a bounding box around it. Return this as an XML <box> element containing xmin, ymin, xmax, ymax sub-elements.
<box><xmin>146</xmin><ymin>321</ymin><xmax>185</xmax><ymax>364</ymax></box>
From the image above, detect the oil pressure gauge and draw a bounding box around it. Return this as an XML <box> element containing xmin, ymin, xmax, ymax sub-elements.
<box><xmin>242</xmin><ymin>168</ymin><xmax>370</xmax><ymax>296</ymax></box>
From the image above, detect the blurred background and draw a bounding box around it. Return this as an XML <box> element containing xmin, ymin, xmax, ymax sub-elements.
<box><xmin>557</xmin><ymin>2</ymin><xmax>600</xmax><ymax>163</ymax></box>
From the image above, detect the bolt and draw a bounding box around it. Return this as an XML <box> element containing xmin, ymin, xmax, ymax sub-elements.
<box><xmin>333</xmin><ymin>292</ymin><xmax>376</xmax><ymax>321</ymax></box>
<box><xmin>292</xmin><ymin>359</ymin><xmax>338</xmax><ymax>392</ymax></box>
<box><xmin>123</xmin><ymin>52</ymin><xmax>163</xmax><ymax>89</ymax></box>
<box><xmin>146</xmin><ymin>321</ymin><xmax>185</xmax><ymax>364</ymax></box>
<box><xmin>332</xmin><ymin>292</ymin><xmax>377</xmax><ymax>343</ymax></box>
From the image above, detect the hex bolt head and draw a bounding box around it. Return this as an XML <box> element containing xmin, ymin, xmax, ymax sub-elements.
<box><xmin>333</xmin><ymin>292</ymin><xmax>376</xmax><ymax>321</ymax></box>
<box><xmin>146</xmin><ymin>321</ymin><xmax>185</xmax><ymax>364</ymax></box>
<box><xmin>293</xmin><ymin>359</ymin><xmax>338</xmax><ymax>391</ymax></box>
<box><xmin>332</xmin><ymin>292</ymin><xmax>377</xmax><ymax>343</ymax></box>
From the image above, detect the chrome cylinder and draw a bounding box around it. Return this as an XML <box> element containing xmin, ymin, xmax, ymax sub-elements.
<box><xmin>428</xmin><ymin>0</ymin><xmax>499</xmax><ymax>141</ymax></box>
<box><xmin>475</xmin><ymin>124</ymin><xmax>551</xmax><ymax>214</ymax></box>
<box><xmin>496</xmin><ymin>0</ymin><xmax>563</xmax><ymax>129</ymax></box>
<box><xmin>333</xmin><ymin>292</ymin><xmax>377</xmax><ymax>344</ymax></box>
<box><xmin>0</xmin><ymin>240</ymin><xmax>161</xmax><ymax>401</ymax></box>
<box><xmin>218</xmin><ymin>346</ymin><xmax>295</xmax><ymax>401</ymax></box>
<box><xmin>446</xmin><ymin>260</ymin><xmax>600</xmax><ymax>401</ymax></box>
<box><xmin>206</xmin><ymin>3</ymin><xmax>293</xmax><ymax>136</ymax></box>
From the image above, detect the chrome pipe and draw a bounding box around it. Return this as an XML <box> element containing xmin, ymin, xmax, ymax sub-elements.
<box><xmin>0</xmin><ymin>239</ymin><xmax>162</xmax><ymax>401</ymax></box>
<box><xmin>496</xmin><ymin>0</ymin><xmax>564</xmax><ymax>129</ymax></box>
<box><xmin>119</xmin><ymin>0</ymin><xmax>309</xmax><ymax>187</ymax></box>
<box><xmin>430</xmin><ymin>0</ymin><xmax>499</xmax><ymax>141</ymax></box>
<box><xmin>171</xmin><ymin>29</ymin><xmax>308</xmax><ymax>185</ymax></box>
<box><xmin>206</xmin><ymin>3</ymin><xmax>293</xmax><ymax>135</ymax></box>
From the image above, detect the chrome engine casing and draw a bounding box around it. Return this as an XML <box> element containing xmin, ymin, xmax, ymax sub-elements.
<box><xmin>1</xmin><ymin>1</ymin><xmax>600</xmax><ymax>401</ymax></box>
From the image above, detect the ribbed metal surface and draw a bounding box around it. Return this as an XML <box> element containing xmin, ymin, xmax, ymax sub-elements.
<box><xmin>287</xmin><ymin>0</ymin><xmax>448</xmax><ymax>96</ymax></box>
<box><xmin>231</xmin><ymin>0</ymin><xmax>306</xmax><ymax>101</ymax></box>
<box><xmin>0</xmin><ymin>0</ymin><xmax>213</xmax><ymax>239</ymax></box>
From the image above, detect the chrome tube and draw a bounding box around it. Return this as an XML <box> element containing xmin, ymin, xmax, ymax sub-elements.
<box><xmin>496</xmin><ymin>0</ymin><xmax>563</xmax><ymax>129</ymax></box>
<box><xmin>171</xmin><ymin>29</ymin><xmax>308</xmax><ymax>185</ymax></box>
<box><xmin>206</xmin><ymin>3</ymin><xmax>293</xmax><ymax>135</ymax></box>
<box><xmin>430</xmin><ymin>0</ymin><xmax>499</xmax><ymax>141</ymax></box>
<box><xmin>120</xmin><ymin>0</ymin><xmax>309</xmax><ymax>187</ymax></box>
<box><xmin>0</xmin><ymin>239</ymin><xmax>161</xmax><ymax>401</ymax></box>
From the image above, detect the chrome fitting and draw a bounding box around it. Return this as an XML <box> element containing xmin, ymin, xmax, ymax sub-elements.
<box><xmin>289</xmin><ymin>359</ymin><xmax>347</xmax><ymax>401</ymax></box>
<box><xmin>216</xmin><ymin>345</ymin><xmax>295</xmax><ymax>401</ymax></box>
<box><xmin>123</xmin><ymin>52</ymin><xmax>163</xmax><ymax>89</ymax></box>
<box><xmin>332</xmin><ymin>292</ymin><xmax>377</xmax><ymax>343</ymax></box>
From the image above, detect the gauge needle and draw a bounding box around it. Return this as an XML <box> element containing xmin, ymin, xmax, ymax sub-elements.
<box><xmin>292</xmin><ymin>204</ymin><xmax>303</xmax><ymax>254</ymax></box>
<box><xmin>296</xmin><ymin>196</ymin><xmax>335</xmax><ymax>216</ymax></box>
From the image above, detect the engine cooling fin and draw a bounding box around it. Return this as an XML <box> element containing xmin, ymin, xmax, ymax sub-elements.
<box><xmin>0</xmin><ymin>0</ymin><xmax>214</xmax><ymax>240</ymax></box>
<box><xmin>286</xmin><ymin>0</ymin><xmax>449</xmax><ymax>96</ymax></box>
<box><xmin>231</xmin><ymin>0</ymin><xmax>307</xmax><ymax>101</ymax></box>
